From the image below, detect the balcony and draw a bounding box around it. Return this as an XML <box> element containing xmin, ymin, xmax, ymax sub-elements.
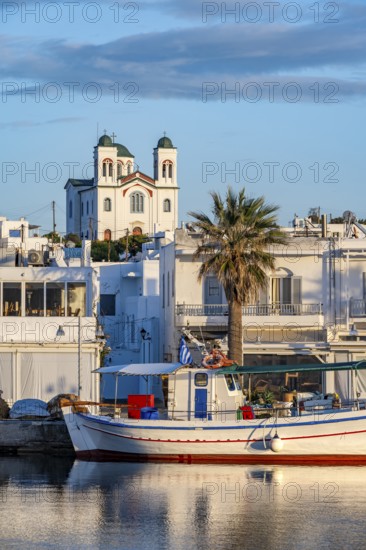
<box><xmin>176</xmin><ymin>303</ymin><xmax>323</xmax><ymax>317</ymax></box>
<box><xmin>350</xmin><ymin>299</ymin><xmax>366</xmax><ymax>317</ymax></box>
<box><xmin>175</xmin><ymin>303</ymin><xmax>323</xmax><ymax>328</ymax></box>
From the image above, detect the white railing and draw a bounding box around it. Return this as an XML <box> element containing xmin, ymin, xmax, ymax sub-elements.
<box><xmin>350</xmin><ymin>299</ymin><xmax>366</xmax><ymax>317</ymax></box>
<box><xmin>176</xmin><ymin>303</ymin><xmax>323</xmax><ymax>317</ymax></box>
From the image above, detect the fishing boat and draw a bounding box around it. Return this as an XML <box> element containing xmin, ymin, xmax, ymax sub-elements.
<box><xmin>62</xmin><ymin>360</ymin><xmax>366</xmax><ymax>464</ymax></box>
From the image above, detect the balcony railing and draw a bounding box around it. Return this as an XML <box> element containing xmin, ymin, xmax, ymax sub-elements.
<box><xmin>176</xmin><ymin>303</ymin><xmax>323</xmax><ymax>317</ymax></box>
<box><xmin>350</xmin><ymin>299</ymin><xmax>366</xmax><ymax>317</ymax></box>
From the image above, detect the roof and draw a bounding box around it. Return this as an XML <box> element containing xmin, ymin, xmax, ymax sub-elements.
<box><xmin>94</xmin><ymin>363</ymin><xmax>187</xmax><ymax>376</ymax></box>
<box><xmin>157</xmin><ymin>136</ymin><xmax>174</xmax><ymax>148</ymax></box>
<box><xmin>66</xmin><ymin>178</ymin><xmax>94</xmax><ymax>188</ymax></box>
<box><xmin>119</xmin><ymin>171</ymin><xmax>155</xmax><ymax>185</ymax></box>
<box><xmin>214</xmin><ymin>360</ymin><xmax>366</xmax><ymax>376</ymax></box>
<box><xmin>98</xmin><ymin>134</ymin><xmax>113</xmax><ymax>146</ymax></box>
<box><xmin>116</xmin><ymin>143</ymin><xmax>134</xmax><ymax>158</ymax></box>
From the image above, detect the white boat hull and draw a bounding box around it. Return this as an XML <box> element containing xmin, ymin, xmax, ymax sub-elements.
<box><xmin>63</xmin><ymin>407</ymin><xmax>366</xmax><ymax>464</ymax></box>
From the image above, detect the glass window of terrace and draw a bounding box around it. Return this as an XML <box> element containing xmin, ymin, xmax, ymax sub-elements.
<box><xmin>3</xmin><ymin>283</ymin><xmax>21</xmax><ymax>316</ymax></box>
<box><xmin>67</xmin><ymin>283</ymin><xmax>86</xmax><ymax>316</ymax></box>
<box><xmin>26</xmin><ymin>283</ymin><xmax>44</xmax><ymax>316</ymax></box>
<box><xmin>46</xmin><ymin>283</ymin><xmax>66</xmax><ymax>316</ymax></box>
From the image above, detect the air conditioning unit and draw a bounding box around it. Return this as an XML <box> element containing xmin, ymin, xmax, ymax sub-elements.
<box><xmin>28</xmin><ymin>250</ymin><xmax>44</xmax><ymax>266</ymax></box>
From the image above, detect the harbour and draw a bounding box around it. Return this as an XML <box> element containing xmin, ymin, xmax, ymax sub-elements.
<box><xmin>1</xmin><ymin>456</ymin><xmax>366</xmax><ymax>550</ymax></box>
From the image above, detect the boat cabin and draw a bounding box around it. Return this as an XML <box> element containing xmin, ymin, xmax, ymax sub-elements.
<box><xmin>167</xmin><ymin>368</ymin><xmax>244</xmax><ymax>420</ymax></box>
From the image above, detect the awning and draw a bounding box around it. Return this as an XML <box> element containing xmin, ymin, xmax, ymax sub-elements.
<box><xmin>94</xmin><ymin>363</ymin><xmax>187</xmax><ymax>376</ymax></box>
<box><xmin>214</xmin><ymin>360</ymin><xmax>366</xmax><ymax>376</ymax></box>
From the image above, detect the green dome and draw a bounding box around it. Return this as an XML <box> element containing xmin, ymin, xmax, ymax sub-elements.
<box><xmin>116</xmin><ymin>143</ymin><xmax>134</xmax><ymax>158</ymax></box>
<box><xmin>157</xmin><ymin>136</ymin><xmax>173</xmax><ymax>148</ymax></box>
<box><xmin>98</xmin><ymin>134</ymin><xmax>113</xmax><ymax>147</ymax></box>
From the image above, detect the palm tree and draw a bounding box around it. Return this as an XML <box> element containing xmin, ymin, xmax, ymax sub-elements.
<box><xmin>189</xmin><ymin>187</ymin><xmax>286</xmax><ymax>365</ymax></box>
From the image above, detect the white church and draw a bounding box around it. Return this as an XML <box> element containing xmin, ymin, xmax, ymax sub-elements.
<box><xmin>65</xmin><ymin>133</ymin><xmax>179</xmax><ymax>240</ymax></box>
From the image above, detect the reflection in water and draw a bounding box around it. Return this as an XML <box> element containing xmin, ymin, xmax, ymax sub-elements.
<box><xmin>1</xmin><ymin>457</ymin><xmax>366</xmax><ymax>549</ymax></box>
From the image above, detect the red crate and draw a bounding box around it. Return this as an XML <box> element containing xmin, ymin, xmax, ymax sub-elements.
<box><xmin>128</xmin><ymin>394</ymin><xmax>154</xmax><ymax>419</ymax></box>
<box><xmin>240</xmin><ymin>406</ymin><xmax>254</xmax><ymax>420</ymax></box>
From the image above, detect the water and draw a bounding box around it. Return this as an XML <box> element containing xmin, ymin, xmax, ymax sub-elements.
<box><xmin>1</xmin><ymin>456</ymin><xmax>366</xmax><ymax>550</ymax></box>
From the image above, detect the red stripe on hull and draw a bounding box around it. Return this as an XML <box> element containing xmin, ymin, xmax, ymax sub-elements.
<box><xmin>75</xmin><ymin>450</ymin><xmax>366</xmax><ymax>465</ymax></box>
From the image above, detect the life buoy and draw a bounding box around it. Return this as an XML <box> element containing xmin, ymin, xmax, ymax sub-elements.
<box><xmin>201</xmin><ymin>349</ymin><xmax>235</xmax><ymax>369</ymax></box>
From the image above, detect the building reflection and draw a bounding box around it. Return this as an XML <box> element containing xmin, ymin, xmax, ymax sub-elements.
<box><xmin>2</xmin><ymin>458</ymin><xmax>366</xmax><ymax>549</ymax></box>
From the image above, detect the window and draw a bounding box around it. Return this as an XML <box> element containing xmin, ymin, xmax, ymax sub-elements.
<box><xmin>3</xmin><ymin>283</ymin><xmax>21</xmax><ymax>316</ymax></box>
<box><xmin>224</xmin><ymin>374</ymin><xmax>236</xmax><ymax>392</ymax></box>
<box><xmin>67</xmin><ymin>283</ymin><xmax>86</xmax><ymax>317</ymax></box>
<box><xmin>117</xmin><ymin>162</ymin><xmax>123</xmax><ymax>177</ymax></box>
<box><xmin>26</xmin><ymin>283</ymin><xmax>44</xmax><ymax>316</ymax></box>
<box><xmin>86</xmin><ymin>201</ymin><xmax>89</xmax><ymax>215</ymax></box>
<box><xmin>46</xmin><ymin>283</ymin><xmax>65</xmax><ymax>317</ymax></box>
<box><xmin>195</xmin><ymin>373</ymin><xmax>208</xmax><ymax>387</ymax></box>
<box><xmin>133</xmin><ymin>226</ymin><xmax>142</xmax><ymax>235</ymax></box>
<box><xmin>163</xmin><ymin>199</ymin><xmax>171</xmax><ymax>212</ymax></box>
<box><xmin>102</xmin><ymin>159</ymin><xmax>113</xmax><ymax>178</ymax></box>
<box><xmin>104</xmin><ymin>229</ymin><xmax>111</xmax><ymax>241</ymax></box>
<box><xmin>204</xmin><ymin>276</ymin><xmax>223</xmax><ymax>306</ymax></box>
<box><xmin>69</xmin><ymin>200</ymin><xmax>73</xmax><ymax>218</ymax></box>
<box><xmin>271</xmin><ymin>277</ymin><xmax>302</xmax><ymax>305</ymax></box>
<box><xmin>100</xmin><ymin>294</ymin><xmax>116</xmax><ymax>316</ymax></box>
<box><xmin>162</xmin><ymin>160</ymin><xmax>173</xmax><ymax>178</ymax></box>
<box><xmin>127</xmin><ymin>162</ymin><xmax>132</xmax><ymax>175</ymax></box>
<box><xmin>130</xmin><ymin>192</ymin><xmax>144</xmax><ymax>213</ymax></box>
<box><xmin>104</xmin><ymin>198</ymin><xmax>112</xmax><ymax>212</ymax></box>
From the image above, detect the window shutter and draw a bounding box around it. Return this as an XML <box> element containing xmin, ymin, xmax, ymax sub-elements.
<box><xmin>292</xmin><ymin>277</ymin><xmax>302</xmax><ymax>304</ymax></box>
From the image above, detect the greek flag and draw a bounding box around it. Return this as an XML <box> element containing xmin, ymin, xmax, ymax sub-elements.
<box><xmin>179</xmin><ymin>337</ymin><xmax>193</xmax><ymax>365</ymax></box>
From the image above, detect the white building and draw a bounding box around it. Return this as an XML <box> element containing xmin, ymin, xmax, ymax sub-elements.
<box><xmin>159</xmin><ymin>220</ymin><xmax>366</xmax><ymax>399</ymax></box>
<box><xmin>0</xmin><ymin>219</ymin><xmax>102</xmax><ymax>405</ymax></box>
<box><xmin>0</xmin><ymin>216</ymin><xmax>48</xmax><ymax>267</ymax></box>
<box><xmin>93</xmin><ymin>233</ymin><xmax>173</xmax><ymax>400</ymax></box>
<box><xmin>65</xmin><ymin>133</ymin><xmax>179</xmax><ymax>241</ymax></box>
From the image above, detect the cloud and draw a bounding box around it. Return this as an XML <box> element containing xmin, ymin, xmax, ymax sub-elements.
<box><xmin>0</xmin><ymin>2</ymin><xmax>366</xmax><ymax>102</ymax></box>
<box><xmin>0</xmin><ymin>117</ymin><xmax>84</xmax><ymax>129</ymax></box>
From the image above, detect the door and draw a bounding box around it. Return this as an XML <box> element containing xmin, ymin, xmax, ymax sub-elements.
<box><xmin>204</xmin><ymin>276</ymin><xmax>224</xmax><ymax>315</ymax></box>
<box><xmin>195</xmin><ymin>389</ymin><xmax>207</xmax><ymax>419</ymax></box>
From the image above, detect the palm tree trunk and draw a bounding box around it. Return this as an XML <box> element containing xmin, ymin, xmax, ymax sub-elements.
<box><xmin>228</xmin><ymin>300</ymin><xmax>243</xmax><ymax>365</ymax></box>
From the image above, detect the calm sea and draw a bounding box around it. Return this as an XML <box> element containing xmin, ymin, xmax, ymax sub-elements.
<box><xmin>0</xmin><ymin>456</ymin><xmax>365</xmax><ymax>550</ymax></box>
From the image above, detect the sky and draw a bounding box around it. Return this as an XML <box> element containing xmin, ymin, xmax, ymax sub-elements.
<box><xmin>0</xmin><ymin>0</ymin><xmax>365</xmax><ymax>233</ymax></box>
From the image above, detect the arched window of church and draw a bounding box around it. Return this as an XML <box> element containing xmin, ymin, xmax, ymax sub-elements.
<box><xmin>130</xmin><ymin>192</ymin><xmax>144</xmax><ymax>213</ymax></box>
<box><xmin>104</xmin><ymin>229</ymin><xmax>112</xmax><ymax>241</ymax></box>
<box><xmin>127</xmin><ymin>162</ymin><xmax>132</xmax><ymax>175</ymax></box>
<box><xmin>162</xmin><ymin>160</ymin><xmax>173</xmax><ymax>179</ymax></box>
<box><xmin>104</xmin><ymin>198</ymin><xmax>112</xmax><ymax>212</ymax></box>
<box><xmin>102</xmin><ymin>159</ymin><xmax>113</xmax><ymax>178</ymax></box>
<box><xmin>69</xmin><ymin>200</ymin><xmax>73</xmax><ymax>218</ymax></box>
<box><xmin>117</xmin><ymin>162</ymin><xmax>123</xmax><ymax>177</ymax></box>
<box><xmin>163</xmin><ymin>199</ymin><xmax>171</xmax><ymax>212</ymax></box>
<box><xmin>133</xmin><ymin>226</ymin><xmax>142</xmax><ymax>235</ymax></box>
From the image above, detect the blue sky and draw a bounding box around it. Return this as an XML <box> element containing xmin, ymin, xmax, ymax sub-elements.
<box><xmin>1</xmin><ymin>0</ymin><xmax>365</xmax><ymax>232</ymax></box>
